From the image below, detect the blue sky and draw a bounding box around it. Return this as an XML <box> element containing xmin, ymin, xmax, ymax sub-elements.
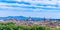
<box><xmin>0</xmin><ymin>0</ymin><xmax>60</xmax><ymax>19</ymax></box>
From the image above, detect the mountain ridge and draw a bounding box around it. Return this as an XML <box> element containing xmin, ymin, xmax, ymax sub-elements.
<box><xmin>0</xmin><ymin>16</ymin><xmax>60</xmax><ymax>21</ymax></box>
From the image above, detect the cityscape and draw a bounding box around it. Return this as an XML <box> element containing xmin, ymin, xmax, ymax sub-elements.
<box><xmin>0</xmin><ymin>16</ymin><xmax>60</xmax><ymax>28</ymax></box>
<box><xmin>0</xmin><ymin>0</ymin><xmax>60</xmax><ymax>30</ymax></box>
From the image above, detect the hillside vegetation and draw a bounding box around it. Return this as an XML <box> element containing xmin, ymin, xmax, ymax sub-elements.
<box><xmin>0</xmin><ymin>22</ymin><xmax>59</xmax><ymax>30</ymax></box>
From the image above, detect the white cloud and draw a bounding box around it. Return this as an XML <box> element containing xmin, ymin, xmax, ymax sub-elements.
<box><xmin>0</xmin><ymin>0</ymin><xmax>60</xmax><ymax>18</ymax></box>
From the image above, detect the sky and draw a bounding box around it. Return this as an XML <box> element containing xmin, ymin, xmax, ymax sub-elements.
<box><xmin>0</xmin><ymin>0</ymin><xmax>60</xmax><ymax>19</ymax></box>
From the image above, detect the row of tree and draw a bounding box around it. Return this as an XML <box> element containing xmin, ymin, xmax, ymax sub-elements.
<box><xmin>0</xmin><ymin>22</ymin><xmax>59</xmax><ymax>30</ymax></box>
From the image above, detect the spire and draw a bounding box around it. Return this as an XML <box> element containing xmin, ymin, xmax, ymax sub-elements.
<box><xmin>44</xmin><ymin>17</ymin><xmax>46</xmax><ymax>21</ymax></box>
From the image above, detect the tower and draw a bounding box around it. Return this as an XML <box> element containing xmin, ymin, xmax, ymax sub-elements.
<box><xmin>28</xmin><ymin>17</ymin><xmax>32</xmax><ymax>21</ymax></box>
<box><xmin>44</xmin><ymin>17</ymin><xmax>46</xmax><ymax>21</ymax></box>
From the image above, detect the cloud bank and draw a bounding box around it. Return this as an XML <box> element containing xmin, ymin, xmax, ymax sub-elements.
<box><xmin>0</xmin><ymin>0</ymin><xmax>60</xmax><ymax>11</ymax></box>
<box><xmin>0</xmin><ymin>0</ymin><xmax>60</xmax><ymax>19</ymax></box>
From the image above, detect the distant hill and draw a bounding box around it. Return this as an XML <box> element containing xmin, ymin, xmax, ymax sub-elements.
<box><xmin>0</xmin><ymin>16</ymin><xmax>60</xmax><ymax>21</ymax></box>
<box><xmin>0</xmin><ymin>16</ymin><xmax>44</xmax><ymax>20</ymax></box>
